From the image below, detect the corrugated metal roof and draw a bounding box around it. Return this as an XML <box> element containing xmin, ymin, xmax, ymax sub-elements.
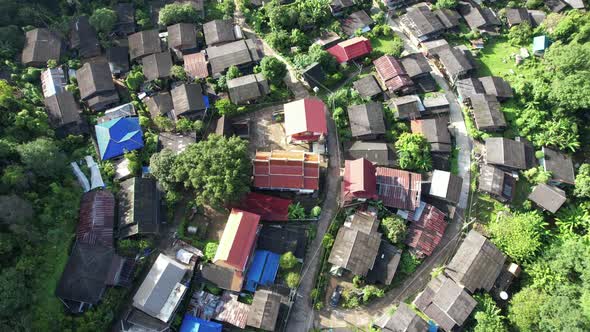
<box><xmin>244</xmin><ymin>250</ymin><xmax>280</xmax><ymax>292</ymax></box>
<box><xmin>235</xmin><ymin>192</ymin><xmax>292</xmax><ymax>221</ymax></box>
<box><xmin>327</xmin><ymin>37</ymin><xmax>372</xmax><ymax>63</ymax></box>
<box><xmin>253</xmin><ymin>151</ymin><xmax>320</xmax><ymax>191</ymax></box>
<box><xmin>375</xmin><ymin>167</ymin><xmax>422</xmax><ymax>210</ymax></box>
<box><xmin>214</xmin><ymin>209</ymin><xmax>260</xmax><ymax>271</ymax></box>
<box><xmin>342</xmin><ymin>158</ymin><xmax>377</xmax><ymax>203</ymax></box>
<box><xmin>284</xmin><ymin>98</ymin><xmax>328</xmax><ymax>141</ymax></box>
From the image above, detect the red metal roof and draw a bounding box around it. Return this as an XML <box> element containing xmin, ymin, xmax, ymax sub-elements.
<box><xmin>235</xmin><ymin>192</ymin><xmax>292</xmax><ymax>221</ymax></box>
<box><xmin>284</xmin><ymin>98</ymin><xmax>328</xmax><ymax>142</ymax></box>
<box><xmin>217</xmin><ymin>209</ymin><xmax>261</xmax><ymax>271</ymax></box>
<box><xmin>253</xmin><ymin>151</ymin><xmax>320</xmax><ymax>191</ymax></box>
<box><xmin>342</xmin><ymin>158</ymin><xmax>377</xmax><ymax>203</ymax></box>
<box><xmin>184</xmin><ymin>52</ymin><xmax>209</xmax><ymax>79</ymax></box>
<box><xmin>375</xmin><ymin>167</ymin><xmax>422</xmax><ymax>210</ymax></box>
<box><xmin>406</xmin><ymin>204</ymin><xmax>447</xmax><ymax>256</ymax></box>
<box><xmin>373</xmin><ymin>55</ymin><xmax>414</xmax><ymax>92</ymax></box>
<box><xmin>76</xmin><ymin>190</ymin><xmax>115</xmax><ymax>248</ymax></box>
<box><xmin>327</xmin><ymin>37</ymin><xmax>372</xmax><ymax>63</ymax></box>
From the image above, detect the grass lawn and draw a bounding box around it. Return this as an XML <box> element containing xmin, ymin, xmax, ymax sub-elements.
<box><xmin>370</xmin><ymin>34</ymin><xmax>403</xmax><ymax>56</ymax></box>
<box><xmin>476</xmin><ymin>37</ymin><xmax>520</xmax><ymax>77</ymax></box>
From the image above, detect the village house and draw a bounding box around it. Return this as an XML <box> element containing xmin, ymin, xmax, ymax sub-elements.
<box><xmin>171</xmin><ymin>83</ymin><xmax>209</xmax><ymax>119</ymax></box>
<box><xmin>431</xmin><ymin>45</ymin><xmax>475</xmax><ymax>83</ymax></box>
<box><xmin>374</xmin><ymin>55</ymin><xmax>415</xmax><ymax>94</ymax></box>
<box><xmin>95</xmin><ymin>117</ymin><xmax>144</xmax><ymax>160</ymax></box>
<box><xmin>283</xmin><ymin>98</ymin><xmax>328</xmax><ymax>143</ymax></box>
<box><xmin>403</xmin><ymin>202</ymin><xmax>447</xmax><ymax>257</ymax></box>
<box><xmin>21</xmin><ymin>28</ymin><xmax>63</xmax><ymax>67</ymax></box>
<box><xmin>118</xmin><ymin>177</ymin><xmax>161</xmax><ymax>238</ymax></box>
<box><xmin>142</xmin><ymin>51</ymin><xmax>173</xmax><ymax>81</ymax></box>
<box><xmin>387</xmin><ymin>95</ymin><xmax>424</xmax><ymax>120</ymax></box>
<box><xmin>77</xmin><ymin>61</ymin><xmax>120</xmax><ymax>111</ymax></box>
<box><xmin>505</xmin><ymin>8</ymin><xmax>532</xmax><ymax>27</ymax></box>
<box><xmin>376</xmin><ymin>303</ymin><xmax>429</xmax><ymax>331</ymax></box>
<box><xmin>114</xmin><ymin>3</ymin><xmax>136</xmax><ymax>35</ymax></box>
<box><xmin>327</xmin><ymin>36</ymin><xmax>372</xmax><ymax>64</ymax></box>
<box><xmin>353</xmin><ymin>74</ymin><xmax>383</xmax><ymax>99</ymax></box>
<box><xmin>470</xmin><ymin>94</ymin><xmax>507</xmax><ymax>131</ymax></box>
<box><xmin>422</xmin><ymin>94</ymin><xmax>450</xmax><ymax>115</ymax></box>
<box><xmin>203</xmin><ymin>19</ymin><xmax>239</xmax><ymax>46</ymax></box>
<box><xmin>44</xmin><ymin>91</ymin><xmax>86</xmax><ymax>138</ymax></box>
<box><xmin>41</xmin><ymin>67</ymin><xmax>67</xmax><ymax>98</ymax></box>
<box><xmin>528</xmin><ymin>9</ymin><xmax>546</xmax><ymax>27</ymax></box>
<box><xmin>206</xmin><ymin>39</ymin><xmax>261</xmax><ymax>75</ymax></box>
<box><xmin>340</xmin><ymin>10</ymin><xmax>374</xmax><ymax>37</ymax></box>
<box><xmin>145</xmin><ymin>91</ymin><xmax>174</xmax><ymax>119</ymax></box>
<box><xmin>246</xmin><ymin>290</ymin><xmax>282</xmax><ymax>331</ymax></box>
<box><xmin>235</xmin><ymin>192</ymin><xmax>292</xmax><ymax>222</ymax></box>
<box><xmin>457</xmin><ymin>1</ymin><xmax>501</xmax><ymax>33</ymax></box>
<box><xmin>257</xmin><ymin>225</ymin><xmax>308</xmax><ymax>259</ymax></box>
<box><xmin>545</xmin><ymin>0</ymin><xmax>568</xmax><ymax>12</ymax></box>
<box><xmin>528</xmin><ymin>183</ymin><xmax>567</xmax><ymax>213</ymax></box>
<box><xmin>244</xmin><ymin>249</ymin><xmax>281</xmax><ymax>292</ymax></box>
<box><xmin>347</xmin><ymin>102</ymin><xmax>386</xmax><ymax>140</ymax></box>
<box><xmin>376</xmin><ymin>167</ymin><xmax>422</xmax><ymax>210</ymax></box>
<box><xmin>478</xmin><ymin>76</ymin><xmax>514</xmax><ymax>100</ymax></box>
<box><xmin>455</xmin><ymin>77</ymin><xmax>485</xmax><ymax>104</ymax></box>
<box><xmin>478</xmin><ymin>164</ymin><xmax>517</xmax><ymax>202</ymax></box>
<box><xmin>413</xmin><ymin>274</ymin><xmax>477</xmax><ymax>332</ymax></box>
<box><xmin>382</xmin><ymin>0</ymin><xmax>420</xmax><ymax>9</ymax></box>
<box><xmin>106</xmin><ymin>45</ymin><xmax>130</xmax><ymax>76</ymax></box>
<box><xmin>167</xmin><ymin>23</ymin><xmax>197</xmax><ymax>52</ymax></box>
<box><xmin>434</xmin><ymin>8</ymin><xmax>461</xmax><ymax>30</ymax></box>
<box><xmin>366</xmin><ymin>241</ymin><xmax>401</xmax><ymax>285</ymax></box>
<box><xmin>329</xmin><ymin>0</ymin><xmax>355</xmax><ymax>16</ymax></box>
<box><xmin>128</xmin><ymin>29</ymin><xmax>162</xmax><ymax>61</ymax></box>
<box><xmin>400</xmin><ymin>4</ymin><xmax>446</xmax><ymax>43</ymax></box>
<box><xmin>228</xmin><ymin>73</ymin><xmax>270</xmax><ymax>104</ymax></box>
<box><xmin>411</xmin><ymin>116</ymin><xmax>452</xmax><ymax>153</ymax></box>
<box><xmin>400</xmin><ymin>52</ymin><xmax>436</xmax><ymax>93</ymax></box>
<box><xmin>70</xmin><ymin>16</ymin><xmax>101</xmax><ymax>59</ymax></box>
<box><xmin>183</xmin><ymin>52</ymin><xmax>209</xmax><ymax>79</ymax></box>
<box><xmin>302</xmin><ymin>62</ymin><xmax>327</xmax><ymax>89</ymax></box>
<box><xmin>180</xmin><ymin>315</ymin><xmax>222</xmax><ymax>332</ymax></box>
<box><xmin>328</xmin><ymin>210</ymin><xmax>382</xmax><ymax>276</ymax></box>
<box><xmin>539</xmin><ymin>147</ymin><xmax>575</xmax><ymax>186</ymax></box>
<box><xmin>446</xmin><ymin>230</ymin><xmax>506</xmax><ymax>292</ymax></box>
<box><xmin>342</xmin><ymin>158</ymin><xmax>378</xmax><ymax>204</ymax></box>
<box><xmin>253</xmin><ymin>151</ymin><xmax>321</xmax><ymax>193</ymax></box>
<box><xmin>347</xmin><ymin>141</ymin><xmax>395</xmax><ymax>166</ymax></box>
<box><xmin>313</xmin><ymin>31</ymin><xmax>342</xmax><ymax>49</ymax></box>
<box><xmin>484</xmin><ymin>137</ymin><xmax>530</xmax><ymax>170</ymax></box>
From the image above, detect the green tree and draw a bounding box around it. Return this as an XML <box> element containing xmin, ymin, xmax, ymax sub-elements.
<box><xmin>322</xmin><ymin>233</ymin><xmax>334</xmax><ymax>249</ymax></box>
<box><xmin>288</xmin><ymin>202</ymin><xmax>306</xmax><ymax>220</ymax></box>
<box><xmin>215</xmin><ymin>98</ymin><xmax>238</xmax><ymax>117</ymax></box>
<box><xmin>174</xmin><ymin>135</ymin><xmax>251</xmax><ymax>206</ymax></box>
<box><xmin>193</xmin><ymin>119</ymin><xmax>204</xmax><ymax>134</ymax></box>
<box><xmin>260</xmin><ymin>56</ymin><xmax>287</xmax><ymax>86</ymax></box>
<box><xmin>473</xmin><ymin>294</ymin><xmax>508</xmax><ymax>332</ymax></box>
<box><xmin>125</xmin><ymin>69</ymin><xmax>145</xmax><ymax>92</ymax></box>
<box><xmin>575</xmin><ymin>164</ymin><xmax>590</xmax><ymax>198</ymax></box>
<box><xmin>175</xmin><ymin>117</ymin><xmax>194</xmax><ymax>132</ymax></box>
<box><xmin>16</xmin><ymin>138</ymin><xmax>66</xmax><ymax>179</ymax></box>
<box><xmin>508</xmin><ymin>21</ymin><xmax>533</xmax><ymax>46</ymax></box>
<box><xmin>266</xmin><ymin>29</ymin><xmax>291</xmax><ymax>54</ymax></box>
<box><xmin>158</xmin><ymin>3</ymin><xmax>200</xmax><ymax>26</ymax></box>
<box><xmin>125</xmin><ymin>150</ymin><xmax>141</xmax><ymax>175</ymax></box>
<box><xmin>89</xmin><ymin>8</ymin><xmax>117</xmax><ymax>34</ymax></box>
<box><xmin>153</xmin><ymin>115</ymin><xmax>175</xmax><ymax>132</ymax></box>
<box><xmin>0</xmin><ymin>25</ymin><xmax>24</xmax><ymax>59</ymax></box>
<box><xmin>380</xmin><ymin>216</ymin><xmax>407</xmax><ymax>244</ymax></box>
<box><xmin>362</xmin><ymin>285</ymin><xmax>384</xmax><ymax>302</ymax></box>
<box><xmin>395</xmin><ymin>133</ymin><xmax>432</xmax><ymax>172</ymax></box>
<box><xmin>204</xmin><ymin>242</ymin><xmax>218</xmax><ymax>261</ymax></box>
<box><xmin>0</xmin><ymin>268</ymin><xmax>30</xmax><ymax>322</ymax></box>
<box><xmin>170</xmin><ymin>65</ymin><xmax>187</xmax><ymax>81</ymax></box>
<box><xmin>226</xmin><ymin>65</ymin><xmax>241</xmax><ymax>80</ymax></box>
<box><xmin>489</xmin><ymin>211</ymin><xmax>547</xmax><ymax>263</ymax></box>
<box><xmin>508</xmin><ymin>287</ymin><xmax>548</xmax><ymax>331</ymax></box>
<box><xmin>432</xmin><ymin>0</ymin><xmax>458</xmax><ymax>9</ymax></box>
<box><xmin>285</xmin><ymin>272</ymin><xmax>300</xmax><ymax>288</ymax></box>
<box><xmin>279</xmin><ymin>251</ymin><xmax>298</xmax><ymax>270</ymax></box>
<box><xmin>150</xmin><ymin>149</ymin><xmax>179</xmax><ymax>193</ymax></box>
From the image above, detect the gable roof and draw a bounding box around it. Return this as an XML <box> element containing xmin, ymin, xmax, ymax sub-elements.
<box><xmin>541</xmin><ymin>147</ymin><xmax>575</xmax><ymax>185</ymax></box>
<box><xmin>423</xmin><ymin>94</ymin><xmax>450</xmax><ymax>111</ymax></box>
<box><xmin>21</xmin><ymin>28</ymin><xmax>63</xmax><ymax>66</ymax></box>
<box><xmin>115</xmin><ymin>3</ymin><xmax>136</xmax><ymax>35</ymax></box>
<box><xmin>478</xmin><ymin>76</ymin><xmax>513</xmax><ymax>99</ymax></box>
<box><xmin>401</xmin><ymin>5</ymin><xmax>445</xmax><ymax>40</ymax></box>
<box><xmin>180</xmin><ymin>314</ymin><xmax>222</xmax><ymax>332</ymax></box>
<box><xmin>228</xmin><ymin>73</ymin><xmax>270</xmax><ymax>104</ymax></box>
<box><xmin>485</xmin><ymin>137</ymin><xmax>527</xmax><ymax>170</ymax></box>
<box><xmin>70</xmin><ymin>16</ymin><xmax>101</xmax><ymax>58</ymax></box>
<box><xmin>341</xmin><ymin>10</ymin><xmax>374</xmax><ymax>36</ymax></box>
<box><xmin>56</xmin><ymin>242</ymin><xmax>118</xmax><ymax>307</ymax></box>
<box><xmin>433</xmin><ymin>45</ymin><xmax>474</xmax><ymax>79</ymax></box>
<box><xmin>214</xmin><ymin>209</ymin><xmax>261</xmax><ymax>272</ymax></box>
<box><xmin>146</xmin><ymin>91</ymin><xmax>174</xmax><ymax>118</ymax></box>
<box><xmin>44</xmin><ymin>91</ymin><xmax>82</xmax><ymax>129</ymax></box>
<box><xmin>434</xmin><ymin>9</ymin><xmax>461</xmax><ymax>29</ymax></box>
<box><xmin>380</xmin><ymin>302</ymin><xmax>429</xmax><ymax>331</ymax></box>
<box><xmin>284</xmin><ymin>98</ymin><xmax>328</xmax><ymax>137</ymax></box>
<box><xmin>246</xmin><ymin>290</ymin><xmax>282</xmax><ymax>331</ymax></box>
<box><xmin>244</xmin><ymin>250</ymin><xmax>280</xmax><ymax>292</ymax></box>
<box><xmin>353</xmin><ymin>75</ymin><xmax>382</xmax><ymax>98</ymax></box>
<box><xmin>257</xmin><ymin>225</ymin><xmax>308</xmax><ymax>259</ymax></box>
<box><xmin>348</xmin><ymin>141</ymin><xmax>394</xmax><ymax>166</ymax></box>
<box><xmin>374</xmin><ymin>55</ymin><xmax>414</xmax><ymax>92</ymax></box>
<box><xmin>171</xmin><ymin>83</ymin><xmax>207</xmax><ymax>116</ymax></box>
<box><xmin>348</xmin><ymin>209</ymin><xmax>380</xmax><ymax>234</ymax></box>
<box><xmin>235</xmin><ymin>192</ymin><xmax>292</xmax><ymax>222</ymax></box>
<box><xmin>387</xmin><ymin>95</ymin><xmax>424</xmax><ymax>120</ymax></box>
<box><xmin>253</xmin><ymin>151</ymin><xmax>321</xmax><ymax>191</ymax></box>
<box><xmin>376</xmin><ymin>167</ymin><xmax>422</xmax><ymax>210</ymax></box>
<box><xmin>505</xmin><ymin>8</ymin><xmax>531</xmax><ymax>26</ymax></box>
<box><xmin>400</xmin><ymin>52</ymin><xmax>432</xmax><ymax>79</ymax></box>
<box><xmin>328</xmin><ymin>225</ymin><xmax>382</xmax><ymax>276</ymax></box>
<box><xmin>184</xmin><ymin>52</ymin><xmax>209</xmax><ymax>79</ymax></box>
<box><xmin>128</xmin><ymin>29</ymin><xmax>162</xmax><ymax>60</ymax></box>
<box><xmin>342</xmin><ymin>158</ymin><xmax>378</xmax><ymax>203</ymax></box>
<box><xmin>77</xmin><ymin>61</ymin><xmax>117</xmax><ymax>101</ymax></box>
<box><xmin>95</xmin><ymin>117</ymin><xmax>144</xmax><ymax>160</ymax></box>
<box><xmin>458</xmin><ymin>2</ymin><xmax>500</xmax><ymax>30</ymax></box>
<box><xmin>528</xmin><ymin>183</ymin><xmax>567</xmax><ymax>213</ymax></box>
<box><xmin>133</xmin><ymin>254</ymin><xmax>188</xmax><ymax>322</ymax></box>
<box><xmin>470</xmin><ymin>94</ymin><xmax>506</xmax><ymax>130</ymax></box>
<box><xmin>429</xmin><ymin>170</ymin><xmax>463</xmax><ymax>203</ymax></box>
<box><xmin>347</xmin><ymin>102</ymin><xmax>386</xmax><ymax>137</ymax></box>
<box><xmin>302</xmin><ymin>62</ymin><xmax>326</xmax><ymax>88</ymax></box>
<box><xmin>446</xmin><ymin>230</ymin><xmax>506</xmax><ymax>292</ymax></box>
<box><xmin>545</xmin><ymin>0</ymin><xmax>568</xmax><ymax>12</ymax></box>
<box><xmin>142</xmin><ymin>51</ymin><xmax>173</xmax><ymax>81</ymax></box>
<box><xmin>77</xmin><ymin>190</ymin><xmax>115</xmax><ymax>248</ymax></box>
<box><xmin>107</xmin><ymin>46</ymin><xmax>130</xmax><ymax>75</ymax></box>
<box><xmin>167</xmin><ymin>23</ymin><xmax>197</xmax><ymax>50</ymax></box>
<box><xmin>327</xmin><ymin>37</ymin><xmax>372</xmax><ymax>63</ymax></box>
<box><xmin>330</xmin><ymin>0</ymin><xmax>355</xmax><ymax>11</ymax></box>
<box><xmin>411</xmin><ymin>117</ymin><xmax>451</xmax><ymax>153</ymax></box>
<box><xmin>201</xmin><ymin>263</ymin><xmax>244</xmax><ymax>291</ymax></box>
<box><xmin>366</xmin><ymin>241</ymin><xmax>401</xmax><ymax>286</ymax></box>
<box><xmin>456</xmin><ymin>77</ymin><xmax>485</xmax><ymax>103</ymax></box>
<box><xmin>206</xmin><ymin>39</ymin><xmax>260</xmax><ymax>74</ymax></box>
<box><xmin>118</xmin><ymin>177</ymin><xmax>160</xmax><ymax>238</ymax></box>
<box><xmin>405</xmin><ymin>203</ymin><xmax>447</xmax><ymax>256</ymax></box>
<box><xmin>203</xmin><ymin>19</ymin><xmax>236</xmax><ymax>46</ymax></box>
<box><xmin>478</xmin><ymin>164</ymin><xmax>514</xmax><ymax>199</ymax></box>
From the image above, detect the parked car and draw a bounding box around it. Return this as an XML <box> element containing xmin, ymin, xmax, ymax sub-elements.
<box><xmin>330</xmin><ymin>286</ymin><xmax>343</xmax><ymax>307</ymax></box>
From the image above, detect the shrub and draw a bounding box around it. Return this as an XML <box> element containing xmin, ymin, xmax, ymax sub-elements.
<box><xmin>286</xmin><ymin>272</ymin><xmax>301</xmax><ymax>288</ymax></box>
<box><xmin>204</xmin><ymin>242</ymin><xmax>219</xmax><ymax>262</ymax></box>
<box><xmin>288</xmin><ymin>202</ymin><xmax>306</xmax><ymax>220</ymax></box>
<box><xmin>215</xmin><ymin>99</ymin><xmax>238</xmax><ymax>117</ymax></box>
<box><xmin>170</xmin><ymin>65</ymin><xmax>188</xmax><ymax>81</ymax></box>
<box><xmin>90</xmin><ymin>8</ymin><xmax>117</xmax><ymax>34</ymax></box>
<box><xmin>380</xmin><ymin>216</ymin><xmax>407</xmax><ymax>244</ymax></box>
<box><xmin>279</xmin><ymin>252</ymin><xmax>298</xmax><ymax>270</ymax></box>
<box><xmin>395</xmin><ymin>133</ymin><xmax>432</xmax><ymax>172</ymax></box>
<box><xmin>311</xmin><ymin>206</ymin><xmax>322</xmax><ymax>218</ymax></box>
<box><xmin>322</xmin><ymin>233</ymin><xmax>335</xmax><ymax>249</ymax></box>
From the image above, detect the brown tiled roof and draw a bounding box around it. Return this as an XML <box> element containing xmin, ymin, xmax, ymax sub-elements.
<box><xmin>340</xmin><ymin>10</ymin><xmax>374</xmax><ymax>36</ymax></box>
<box><xmin>411</xmin><ymin>116</ymin><xmax>451</xmax><ymax>153</ymax></box>
<box><xmin>203</xmin><ymin>19</ymin><xmax>236</xmax><ymax>46</ymax></box>
<box><xmin>470</xmin><ymin>94</ymin><xmax>506</xmax><ymax>131</ymax></box>
<box><xmin>485</xmin><ymin>137</ymin><xmax>527</xmax><ymax>170</ymax></box>
<box><xmin>227</xmin><ymin>73</ymin><xmax>270</xmax><ymax>104</ymax></box>
<box><xmin>171</xmin><ymin>83</ymin><xmax>206</xmax><ymax>117</ymax></box>
<box><xmin>374</xmin><ymin>55</ymin><xmax>413</xmax><ymax>92</ymax></box>
<box><xmin>44</xmin><ymin>91</ymin><xmax>81</xmax><ymax>128</ymax></box>
<box><xmin>206</xmin><ymin>39</ymin><xmax>260</xmax><ymax>74</ymax></box>
<box><xmin>70</xmin><ymin>16</ymin><xmax>101</xmax><ymax>59</ymax></box>
<box><xmin>246</xmin><ymin>290</ymin><xmax>281</xmax><ymax>331</ymax></box>
<box><xmin>478</xmin><ymin>76</ymin><xmax>513</xmax><ymax>100</ymax></box>
<box><xmin>328</xmin><ymin>226</ymin><xmax>381</xmax><ymax>276</ymax></box>
<box><xmin>353</xmin><ymin>75</ymin><xmax>382</xmax><ymax>98</ymax></box>
<box><xmin>145</xmin><ymin>91</ymin><xmax>174</xmax><ymax>118</ymax></box>
<box><xmin>77</xmin><ymin>190</ymin><xmax>115</xmax><ymax>248</ymax></box>
<box><xmin>77</xmin><ymin>61</ymin><xmax>116</xmax><ymax>101</ymax></box>
<box><xmin>541</xmin><ymin>147</ymin><xmax>575</xmax><ymax>185</ymax></box>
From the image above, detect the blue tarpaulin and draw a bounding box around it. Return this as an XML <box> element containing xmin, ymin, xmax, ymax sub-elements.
<box><xmin>179</xmin><ymin>314</ymin><xmax>222</xmax><ymax>332</ymax></box>
<box><xmin>95</xmin><ymin>117</ymin><xmax>144</xmax><ymax>160</ymax></box>
<box><xmin>244</xmin><ymin>250</ymin><xmax>280</xmax><ymax>292</ymax></box>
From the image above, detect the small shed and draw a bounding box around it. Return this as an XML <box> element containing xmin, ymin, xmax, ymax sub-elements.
<box><xmin>246</xmin><ymin>290</ymin><xmax>282</xmax><ymax>331</ymax></box>
<box><xmin>540</xmin><ymin>147</ymin><xmax>575</xmax><ymax>186</ymax></box>
<box><xmin>429</xmin><ymin>170</ymin><xmax>463</xmax><ymax>203</ymax></box>
<box><xmin>478</xmin><ymin>165</ymin><xmax>516</xmax><ymax>202</ymax></box>
<box><xmin>533</xmin><ymin>35</ymin><xmax>550</xmax><ymax>56</ymax></box>
<box><xmin>388</xmin><ymin>95</ymin><xmax>424</xmax><ymax>120</ymax></box>
<box><xmin>184</xmin><ymin>52</ymin><xmax>209</xmax><ymax>79</ymax></box>
<box><xmin>528</xmin><ymin>184</ymin><xmax>567</xmax><ymax>213</ymax></box>
<box><xmin>244</xmin><ymin>250</ymin><xmax>280</xmax><ymax>292</ymax></box>
<box><xmin>302</xmin><ymin>62</ymin><xmax>326</xmax><ymax>89</ymax></box>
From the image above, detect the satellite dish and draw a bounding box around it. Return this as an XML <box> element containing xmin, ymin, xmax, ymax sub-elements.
<box><xmin>500</xmin><ymin>291</ymin><xmax>509</xmax><ymax>300</ymax></box>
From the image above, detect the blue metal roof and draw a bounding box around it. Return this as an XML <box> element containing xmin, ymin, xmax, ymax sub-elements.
<box><xmin>244</xmin><ymin>250</ymin><xmax>280</xmax><ymax>292</ymax></box>
<box><xmin>179</xmin><ymin>314</ymin><xmax>222</xmax><ymax>332</ymax></box>
<box><xmin>95</xmin><ymin>117</ymin><xmax>144</xmax><ymax>160</ymax></box>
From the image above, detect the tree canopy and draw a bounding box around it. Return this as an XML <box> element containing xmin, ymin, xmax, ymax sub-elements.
<box><xmin>260</xmin><ymin>56</ymin><xmax>287</xmax><ymax>86</ymax></box>
<box><xmin>489</xmin><ymin>211</ymin><xmax>547</xmax><ymax>263</ymax></box>
<box><xmin>394</xmin><ymin>133</ymin><xmax>432</xmax><ymax>172</ymax></box>
<box><xmin>89</xmin><ymin>8</ymin><xmax>117</xmax><ymax>34</ymax></box>
<box><xmin>158</xmin><ymin>3</ymin><xmax>200</xmax><ymax>26</ymax></box>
